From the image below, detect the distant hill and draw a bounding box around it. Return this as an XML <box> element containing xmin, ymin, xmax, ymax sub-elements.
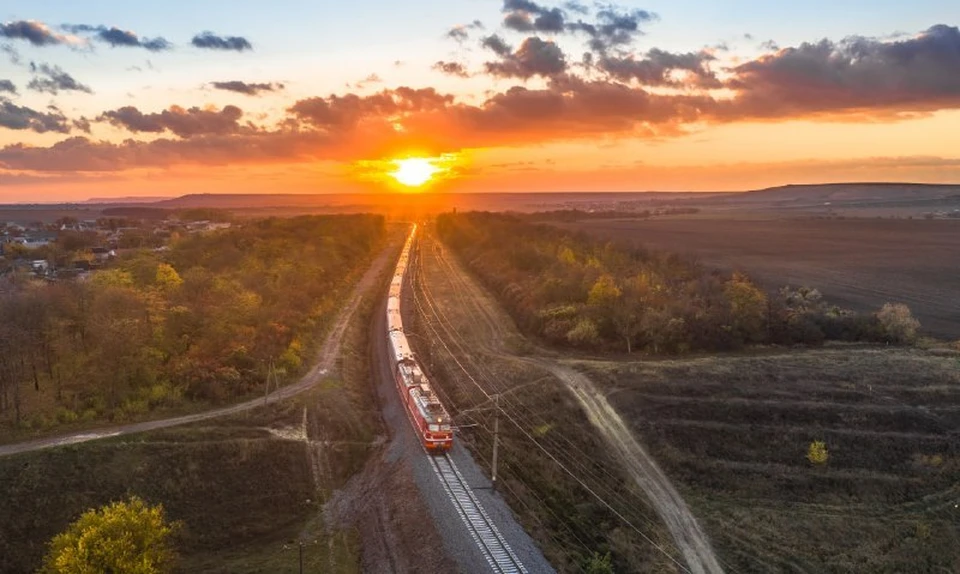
<box><xmin>83</xmin><ymin>196</ymin><xmax>173</xmax><ymax>204</ymax></box>
<box><xmin>708</xmin><ymin>183</ymin><xmax>960</xmax><ymax>207</ymax></box>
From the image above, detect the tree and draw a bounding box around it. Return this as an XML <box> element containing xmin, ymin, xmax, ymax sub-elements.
<box><xmin>154</xmin><ymin>263</ymin><xmax>183</xmax><ymax>291</ymax></box>
<box><xmin>584</xmin><ymin>551</ymin><xmax>615</xmax><ymax>574</ymax></box>
<box><xmin>724</xmin><ymin>272</ymin><xmax>768</xmax><ymax>344</ymax></box>
<box><xmin>876</xmin><ymin>303</ymin><xmax>920</xmax><ymax>343</ymax></box>
<box><xmin>807</xmin><ymin>440</ymin><xmax>829</xmax><ymax>465</ymax></box>
<box><xmin>40</xmin><ymin>496</ymin><xmax>180</xmax><ymax>574</ymax></box>
<box><xmin>587</xmin><ymin>274</ymin><xmax>621</xmax><ymax>308</ymax></box>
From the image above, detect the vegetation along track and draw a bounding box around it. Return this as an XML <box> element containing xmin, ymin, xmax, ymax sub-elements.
<box><xmin>0</xmin><ymin>240</ymin><xmax>398</xmax><ymax>458</ymax></box>
<box><xmin>430</xmin><ymin>452</ymin><xmax>528</xmax><ymax>574</ymax></box>
<box><xmin>415</xmin><ymin>227</ymin><xmax>725</xmax><ymax>573</ymax></box>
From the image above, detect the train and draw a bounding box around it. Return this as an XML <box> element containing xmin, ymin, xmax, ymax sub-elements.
<box><xmin>387</xmin><ymin>224</ymin><xmax>454</xmax><ymax>453</ymax></box>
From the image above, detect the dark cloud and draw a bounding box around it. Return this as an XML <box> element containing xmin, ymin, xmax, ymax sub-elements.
<box><xmin>0</xmin><ymin>80</ymin><xmax>15</xmax><ymax>94</ymax></box>
<box><xmin>0</xmin><ymin>132</ymin><xmax>330</xmax><ymax>172</ymax></box>
<box><xmin>27</xmin><ymin>63</ymin><xmax>93</xmax><ymax>95</ymax></box>
<box><xmin>0</xmin><ymin>20</ymin><xmax>74</xmax><ymax>47</ymax></box>
<box><xmin>485</xmin><ymin>37</ymin><xmax>567</xmax><ymax>79</ymax></box>
<box><xmin>191</xmin><ymin>31</ymin><xmax>252</xmax><ymax>51</ymax></box>
<box><xmin>564</xmin><ymin>1</ymin><xmax>589</xmax><ymax>15</ymax></box>
<box><xmin>447</xmin><ymin>21</ymin><xmax>484</xmax><ymax>42</ymax></box>
<box><xmin>99</xmin><ymin>105</ymin><xmax>244</xmax><ymax>138</ymax></box>
<box><xmin>599</xmin><ymin>49</ymin><xmax>719</xmax><ymax>88</ymax></box>
<box><xmin>288</xmin><ymin>87</ymin><xmax>454</xmax><ymax>130</ymax></box>
<box><xmin>211</xmin><ymin>80</ymin><xmax>284</xmax><ymax>95</ymax></box>
<box><xmin>63</xmin><ymin>24</ymin><xmax>171</xmax><ymax>51</ymax></box>
<box><xmin>481</xmin><ymin>34</ymin><xmax>513</xmax><ymax>57</ymax></box>
<box><xmin>434</xmin><ymin>61</ymin><xmax>470</xmax><ymax>78</ymax></box>
<box><xmin>759</xmin><ymin>39</ymin><xmax>779</xmax><ymax>51</ymax></box>
<box><xmin>723</xmin><ymin>24</ymin><xmax>960</xmax><ymax>119</ymax></box>
<box><xmin>1</xmin><ymin>43</ymin><xmax>21</xmax><ymax>65</ymax></box>
<box><xmin>0</xmin><ymin>98</ymin><xmax>72</xmax><ymax>133</ymax></box>
<box><xmin>568</xmin><ymin>7</ymin><xmax>657</xmax><ymax>52</ymax></box>
<box><xmin>502</xmin><ymin>0</ymin><xmax>566</xmax><ymax>33</ymax></box>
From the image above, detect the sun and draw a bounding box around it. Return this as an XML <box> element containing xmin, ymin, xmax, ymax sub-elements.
<box><xmin>390</xmin><ymin>158</ymin><xmax>439</xmax><ymax>187</ymax></box>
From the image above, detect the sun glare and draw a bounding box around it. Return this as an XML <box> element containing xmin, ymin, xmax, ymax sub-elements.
<box><xmin>390</xmin><ymin>158</ymin><xmax>439</xmax><ymax>187</ymax></box>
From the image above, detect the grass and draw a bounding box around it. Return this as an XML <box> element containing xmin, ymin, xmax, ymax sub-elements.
<box><xmin>0</xmin><ymin>272</ymin><xmax>386</xmax><ymax>573</ymax></box>
<box><xmin>583</xmin><ymin>346</ymin><xmax>960</xmax><ymax>573</ymax></box>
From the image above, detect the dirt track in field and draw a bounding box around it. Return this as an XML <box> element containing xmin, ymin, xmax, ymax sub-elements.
<box><xmin>532</xmin><ymin>360</ymin><xmax>724</xmax><ymax>574</ymax></box>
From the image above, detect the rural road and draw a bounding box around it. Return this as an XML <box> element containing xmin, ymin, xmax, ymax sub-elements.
<box><xmin>423</xmin><ymin>229</ymin><xmax>723</xmax><ymax>574</ymax></box>
<box><xmin>0</xmin><ymin>242</ymin><xmax>397</xmax><ymax>459</ymax></box>
<box><xmin>530</xmin><ymin>359</ymin><xmax>724</xmax><ymax>574</ymax></box>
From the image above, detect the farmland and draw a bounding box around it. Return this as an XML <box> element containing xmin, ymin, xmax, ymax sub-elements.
<box><xmin>556</xmin><ymin>218</ymin><xmax>960</xmax><ymax>340</ymax></box>
<box><xmin>582</xmin><ymin>347</ymin><xmax>960</xmax><ymax>573</ymax></box>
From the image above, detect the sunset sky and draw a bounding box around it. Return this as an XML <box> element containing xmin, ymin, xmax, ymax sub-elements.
<box><xmin>2</xmin><ymin>0</ymin><xmax>960</xmax><ymax>201</ymax></box>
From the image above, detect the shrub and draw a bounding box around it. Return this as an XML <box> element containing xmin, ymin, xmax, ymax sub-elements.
<box><xmin>807</xmin><ymin>440</ymin><xmax>829</xmax><ymax>465</ymax></box>
<box><xmin>567</xmin><ymin>318</ymin><xmax>601</xmax><ymax>348</ymax></box>
<box><xmin>876</xmin><ymin>303</ymin><xmax>920</xmax><ymax>343</ymax></box>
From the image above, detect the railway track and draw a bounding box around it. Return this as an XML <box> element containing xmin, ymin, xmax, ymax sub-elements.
<box><xmin>428</xmin><ymin>452</ymin><xmax>528</xmax><ymax>574</ymax></box>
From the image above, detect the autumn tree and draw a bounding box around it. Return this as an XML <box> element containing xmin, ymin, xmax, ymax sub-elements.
<box><xmin>876</xmin><ymin>303</ymin><xmax>920</xmax><ymax>343</ymax></box>
<box><xmin>40</xmin><ymin>496</ymin><xmax>180</xmax><ymax>574</ymax></box>
<box><xmin>724</xmin><ymin>272</ymin><xmax>768</xmax><ymax>344</ymax></box>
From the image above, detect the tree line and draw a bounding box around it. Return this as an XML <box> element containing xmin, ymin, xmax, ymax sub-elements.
<box><xmin>436</xmin><ymin>212</ymin><xmax>920</xmax><ymax>354</ymax></box>
<box><xmin>0</xmin><ymin>214</ymin><xmax>385</xmax><ymax>432</ymax></box>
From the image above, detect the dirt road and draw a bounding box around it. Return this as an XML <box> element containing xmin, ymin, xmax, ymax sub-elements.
<box><xmin>532</xmin><ymin>359</ymin><xmax>724</xmax><ymax>574</ymax></box>
<box><xmin>0</xmin><ymin>243</ymin><xmax>396</xmax><ymax>459</ymax></box>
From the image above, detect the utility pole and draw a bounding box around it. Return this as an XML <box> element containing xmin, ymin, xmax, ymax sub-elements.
<box><xmin>491</xmin><ymin>393</ymin><xmax>500</xmax><ymax>492</ymax></box>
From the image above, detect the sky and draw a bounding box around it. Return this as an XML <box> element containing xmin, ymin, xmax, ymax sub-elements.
<box><xmin>1</xmin><ymin>0</ymin><xmax>960</xmax><ymax>201</ymax></box>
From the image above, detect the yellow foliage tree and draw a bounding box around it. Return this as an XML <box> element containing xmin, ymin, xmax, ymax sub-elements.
<box><xmin>40</xmin><ymin>496</ymin><xmax>179</xmax><ymax>574</ymax></box>
<box><xmin>154</xmin><ymin>263</ymin><xmax>183</xmax><ymax>291</ymax></box>
<box><xmin>587</xmin><ymin>274</ymin><xmax>621</xmax><ymax>307</ymax></box>
<box><xmin>807</xmin><ymin>440</ymin><xmax>829</xmax><ymax>465</ymax></box>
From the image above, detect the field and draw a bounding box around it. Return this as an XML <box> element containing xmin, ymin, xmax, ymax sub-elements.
<box><xmin>557</xmin><ymin>218</ymin><xmax>960</xmax><ymax>340</ymax></box>
<box><xmin>583</xmin><ymin>347</ymin><xmax>960</xmax><ymax>573</ymax></box>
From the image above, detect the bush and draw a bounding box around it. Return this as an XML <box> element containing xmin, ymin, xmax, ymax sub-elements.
<box><xmin>807</xmin><ymin>440</ymin><xmax>829</xmax><ymax>465</ymax></box>
<box><xmin>567</xmin><ymin>318</ymin><xmax>601</xmax><ymax>348</ymax></box>
<box><xmin>876</xmin><ymin>303</ymin><xmax>920</xmax><ymax>344</ymax></box>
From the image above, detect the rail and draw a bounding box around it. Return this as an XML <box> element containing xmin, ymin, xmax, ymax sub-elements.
<box><xmin>428</xmin><ymin>453</ymin><xmax>528</xmax><ymax>574</ymax></box>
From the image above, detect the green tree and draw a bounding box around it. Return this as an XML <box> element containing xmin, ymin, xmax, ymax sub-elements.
<box><xmin>584</xmin><ymin>551</ymin><xmax>615</xmax><ymax>574</ymax></box>
<box><xmin>40</xmin><ymin>496</ymin><xmax>180</xmax><ymax>574</ymax></box>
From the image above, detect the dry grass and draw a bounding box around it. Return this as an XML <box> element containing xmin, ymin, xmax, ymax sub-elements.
<box><xmin>581</xmin><ymin>346</ymin><xmax>960</xmax><ymax>573</ymax></box>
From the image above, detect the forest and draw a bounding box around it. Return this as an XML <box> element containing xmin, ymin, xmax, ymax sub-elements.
<box><xmin>436</xmin><ymin>212</ymin><xmax>919</xmax><ymax>354</ymax></box>
<box><xmin>0</xmin><ymin>214</ymin><xmax>385</xmax><ymax>434</ymax></box>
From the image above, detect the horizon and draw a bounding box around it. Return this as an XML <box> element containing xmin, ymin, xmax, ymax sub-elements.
<box><xmin>2</xmin><ymin>1</ymin><xmax>960</xmax><ymax>201</ymax></box>
<box><xmin>0</xmin><ymin>180</ymin><xmax>956</xmax><ymax>206</ymax></box>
